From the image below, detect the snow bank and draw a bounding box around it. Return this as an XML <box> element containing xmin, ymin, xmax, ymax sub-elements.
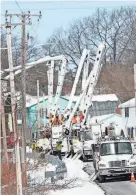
<box><xmin>51</xmin><ymin>182</ymin><xmax>104</xmax><ymax>195</ymax></box>
<box><xmin>51</xmin><ymin>158</ymin><xmax>104</xmax><ymax>195</ymax></box>
<box><xmin>63</xmin><ymin>158</ymin><xmax>89</xmax><ymax>181</ymax></box>
<box><xmin>27</xmin><ymin>157</ymin><xmax>104</xmax><ymax>195</ymax></box>
<box><xmin>27</xmin><ymin>165</ymin><xmax>45</xmax><ymax>185</ymax></box>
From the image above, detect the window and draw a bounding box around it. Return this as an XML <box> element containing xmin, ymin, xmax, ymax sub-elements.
<box><xmin>100</xmin><ymin>142</ymin><xmax>132</xmax><ymax>156</ymax></box>
<box><xmin>125</xmin><ymin>107</ymin><xmax>129</xmax><ymax>117</ymax></box>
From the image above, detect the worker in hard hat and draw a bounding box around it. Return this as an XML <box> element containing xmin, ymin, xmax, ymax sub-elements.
<box><xmin>59</xmin><ymin>114</ymin><xmax>64</xmax><ymax>122</ymax></box>
<box><xmin>52</xmin><ymin>115</ymin><xmax>62</xmax><ymax>126</ymax></box>
<box><xmin>79</xmin><ymin>111</ymin><xmax>84</xmax><ymax>122</ymax></box>
<box><xmin>72</xmin><ymin>115</ymin><xmax>77</xmax><ymax>124</ymax></box>
<box><xmin>50</xmin><ymin>114</ymin><xmax>54</xmax><ymax>124</ymax></box>
<box><xmin>56</xmin><ymin>141</ymin><xmax>63</xmax><ymax>160</ymax></box>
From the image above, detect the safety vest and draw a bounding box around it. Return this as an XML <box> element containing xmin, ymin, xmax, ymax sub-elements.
<box><xmin>72</xmin><ymin>117</ymin><xmax>77</xmax><ymax>124</ymax></box>
<box><xmin>52</xmin><ymin>118</ymin><xmax>62</xmax><ymax>125</ymax></box>
<box><xmin>56</xmin><ymin>143</ymin><xmax>62</xmax><ymax>151</ymax></box>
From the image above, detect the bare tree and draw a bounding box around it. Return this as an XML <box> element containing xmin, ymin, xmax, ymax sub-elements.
<box><xmin>43</xmin><ymin>7</ymin><xmax>136</xmax><ymax>66</ymax></box>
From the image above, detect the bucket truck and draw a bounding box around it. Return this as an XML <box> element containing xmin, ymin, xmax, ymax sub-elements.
<box><xmin>64</xmin><ymin>43</ymin><xmax>106</xmax><ymax>160</ymax></box>
<box><xmin>92</xmin><ymin>136</ymin><xmax>136</xmax><ymax>183</ymax></box>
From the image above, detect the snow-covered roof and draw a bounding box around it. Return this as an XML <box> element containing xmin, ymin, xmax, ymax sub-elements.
<box><xmin>90</xmin><ymin>114</ymin><xmax>114</xmax><ymax>124</ymax></box>
<box><xmin>89</xmin><ymin>114</ymin><xmax>124</xmax><ymax>129</ymax></box>
<box><xmin>63</xmin><ymin>94</ymin><xmax>119</xmax><ymax>102</ymax></box>
<box><xmin>26</xmin><ymin>94</ymin><xmax>119</xmax><ymax>108</ymax></box>
<box><xmin>90</xmin><ymin>114</ymin><xmax>121</xmax><ymax>124</ymax></box>
<box><xmin>119</xmin><ymin>98</ymin><xmax>135</xmax><ymax>108</ymax></box>
<box><xmin>26</xmin><ymin>94</ymin><xmax>48</xmax><ymax>108</ymax></box>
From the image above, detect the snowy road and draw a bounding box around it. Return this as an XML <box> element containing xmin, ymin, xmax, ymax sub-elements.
<box><xmin>84</xmin><ymin>162</ymin><xmax>136</xmax><ymax>195</ymax></box>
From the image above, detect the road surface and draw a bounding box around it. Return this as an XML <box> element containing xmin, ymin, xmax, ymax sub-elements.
<box><xmin>99</xmin><ymin>177</ymin><xmax>136</xmax><ymax>195</ymax></box>
<box><xmin>84</xmin><ymin>162</ymin><xmax>136</xmax><ymax>195</ymax></box>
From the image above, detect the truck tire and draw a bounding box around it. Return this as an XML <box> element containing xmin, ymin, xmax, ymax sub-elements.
<box><xmin>98</xmin><ymin>175</ymin><xmax>106</xmax><ymax>183</ymax></box>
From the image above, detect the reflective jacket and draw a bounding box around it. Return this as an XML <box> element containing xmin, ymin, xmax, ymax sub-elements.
<box><xmin>56</xmin><ymin>143</ymin><xmax>62</xmax><ymax>151</ymax></box>
<box><xmin>72</xmin><ymin>117</ymin><xmax>77</xmax><ymax>124</ymax></box>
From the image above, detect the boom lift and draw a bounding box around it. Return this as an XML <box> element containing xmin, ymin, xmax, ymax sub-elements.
<box><xmin>65</xmin><ymin>43</ymin><xmax>106</xmax><ymax>130</ymax></box>
<box><xmin>64</xmin><ymin>43</ymin><xmax>106</xmax><ymax>159</ymax></box>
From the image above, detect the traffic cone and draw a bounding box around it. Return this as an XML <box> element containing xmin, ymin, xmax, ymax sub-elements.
<box><xmin>131</xmin><ymin>171</ymin><xmax>135</xmax><ymax>182</ymax></box>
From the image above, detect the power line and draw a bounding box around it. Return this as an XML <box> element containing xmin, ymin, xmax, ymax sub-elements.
<box><xmin>15</xmin><ymin>0</ymin><xmax>23</xmax><ymax>13</ymax></box>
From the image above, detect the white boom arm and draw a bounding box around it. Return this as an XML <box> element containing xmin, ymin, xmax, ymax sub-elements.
<box><xmin>66</xmin><ymin>49</ymin><xmax>89</xmax><ymax>110</ymax></box>
<box><xmin>47</xmin><ymin>60</ymin><xmax>54</xmax><ymax>115</ymax></box>
<box><xmin>82</xmin><ymin>43</ymin><xmax>106</xmax><ymax>123</ymax></box>
<box><xmin>65</xmin><ymin>43</ymin><xmax>106</xmax><ymax>129</ymax></box>
<box><xmin>52</xmin><ymin>57</ymin><xmax>67</xmax><ymax>115</ymax></box>
<box><xmin>80</xmin><ymin>54</ymin><xmax>90</xmax><ymax>111</ymax></box>
<box><xmin>4</xmin><ymin>55</ymin><xmax>66</xmax><ymax>80</ymax></box>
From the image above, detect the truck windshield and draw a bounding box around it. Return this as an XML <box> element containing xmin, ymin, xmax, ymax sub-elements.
<box><xmin>100</xmin><ymin>142</ymin><xmax>132</xmax><ymax>156</ymax></box>
<box><xmin>81</xmin><ymin>131</ymin><xmax>92</xmax><ymax>141</ymax></box>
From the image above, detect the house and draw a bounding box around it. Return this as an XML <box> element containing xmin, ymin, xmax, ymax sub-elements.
<box><xmin>119</xmin><ymin>98</ymin><xmax>136</xmax><ymax>139</ymax></box>
<box><xmin>64</xmin><ymin>94</ymin><xmax>119</xmax><ymax>117</ymax></box>
<box><xmin>88</xmin><ymin>113</ymin><xmax>126</xmax><ymax>136</ymax></box>
<box><xmin>26</xmin><ymin>95</ymin><xmax>72</xmax><ymax>132</ymax></box>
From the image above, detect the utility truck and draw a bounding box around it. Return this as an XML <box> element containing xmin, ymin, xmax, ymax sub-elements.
<box><xmin>92</xmin><ymin>136</ymin><xmax>136</xmax><ymax>182</ymax></box>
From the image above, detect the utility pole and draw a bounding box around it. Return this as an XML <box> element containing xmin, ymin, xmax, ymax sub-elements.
<box><xmin>21</xmin><ymin>13</ymin><xmax>27</xmax><ymax>186</ymax></box>
<box><xmin>6</xmin><ymin>24</ymin><xmax>22</xmax><ymax>195</ymax></box>
<box><xmin>134</xmin><ymin>64</ymin><xmax>136</xmax><ymax>116</ymax></box>
<box><xmin>1</xmin><ymin>93</ymin><xmax>9</xmax><ymax>163</ymax></box>
<box><xmin>2</xmin><ymin>10</ymin><xmax>42</xmax><ymax>193</ymax></box>
<box><xmin>37</xmin><ymin>80</ymin><xmax>40</xmax><ymax>131</ymax></box>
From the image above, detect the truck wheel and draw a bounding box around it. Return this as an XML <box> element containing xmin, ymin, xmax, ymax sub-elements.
<box><xmin>99</xmin><ymin>175</ymin><xmax>106</xmax><ymax>183</ymax></box>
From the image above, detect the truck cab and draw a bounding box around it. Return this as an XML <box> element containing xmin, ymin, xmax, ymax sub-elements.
<box><xmin>93</xmin><ymin>137</ymin><xmax>136</xmax><ymax>182</ymax></box>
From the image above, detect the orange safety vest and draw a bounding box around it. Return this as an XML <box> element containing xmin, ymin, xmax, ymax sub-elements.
<box><xmin>72</xmin><ymin>117</ymin><xmax>77</xmax><ymax>124</ymax></box>
<box><xmin>52</xmin><ymin>118</ymin><xmax>61</xmax><ymax>125</ymax></box>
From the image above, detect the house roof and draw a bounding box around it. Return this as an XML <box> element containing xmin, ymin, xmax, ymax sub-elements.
<box><xmin>89</xmin><ymin>113</ymin><xmax>123</xmax><ymax>126</ymax></box>
<box><xmin>26</xmin><ymin>94</ymin><xmax>48</xmax><ymax>108</ymax></box>
<box><xmin>26</xmin><ymin>94</ymin><xmax>119</xmax><ymax>108</ymax></box>
<box><xmin>118</xmin><ymin>98</ymin><xmax>135</xmax><ymax>108</ymax></box>
<box><xmin>62</xmin><ymin>94</ymin><xmax>119</xmax><ymax>102</ymax></box>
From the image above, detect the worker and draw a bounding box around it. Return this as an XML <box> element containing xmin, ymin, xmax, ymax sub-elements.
<box><xmin>80</xmin><ymin>111</ymin><xmax>84</xmax><ymax>122</ymax></box>
<box><xmin>72</xmin><ymin>115</ymin><xmax>77</xmax><ymax>124</ymax></box>
<box><xmin>67</xmin><ymin>140</ymin><xmax>74</xmax><ymax>158</ymax></box>
<box><xmin>56</xmin><ymin>141</ymin><xmax>63</xmax><ymax>160</ymax></box>
<box><xmin>59</xmin><ymin>114</ymin><xmax>64</xmax><ymax>122</ymax></box>
<box><xmin>50</xmin><ymin>114</ymin><xmax>54</xmax><ymax>124</ymax></box>
<box><xmin>52</xmin><ymin>115</ymin><xmax>62</xmax><ymax>126</ymax></box>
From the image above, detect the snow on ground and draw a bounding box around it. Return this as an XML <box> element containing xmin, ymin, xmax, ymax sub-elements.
<box><xmin>27</xmin><ymin>157</ymin><xmax>104</xmax><ymax>195</ymax></box>
<box><xmin>51</xmin><ymin>182</ymin><xmax>104</xmax><ymax>195</ymax></box>
<box><xmin>51</xmin><ymin>158</ymin><xmax>104</xmax><ymax>195</ymax></box>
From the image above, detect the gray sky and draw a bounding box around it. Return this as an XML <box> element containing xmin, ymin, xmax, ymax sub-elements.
<box><xmin>1</xmin><ymin>1</ymin><xmax>136</xmax><ymax>43</ymax></box>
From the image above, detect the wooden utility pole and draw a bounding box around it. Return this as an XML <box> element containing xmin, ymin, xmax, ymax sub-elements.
<box><xmin>2</xmin><ymin>10</ymin><xmax>42</xmax><ymax>193</ymax></box>
<box><xmin>21</xmin><ymin>14</ymin><xmax>27</xmax><ymax>186</ymax></box>
<box><xmin>6</xmin><ymin>24</ymin><xmax>22</xmax><ymax>195</ymax></box>
<box><xmin>134</xmin><ymin>64</ymin><xmax>136</xmax><ymax>116</ymax></box>
<box><xmin>37</xmin><ymin>80</ymin><xmax>40</xmax><ymax>131</ymax></box>
<box><xmin>1</xmin><ymin>94</ymin><xmax>9</xmax><ymax>163</ymax></box>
